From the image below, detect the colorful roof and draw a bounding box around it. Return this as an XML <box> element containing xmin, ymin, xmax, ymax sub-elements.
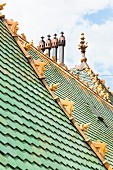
<box><xmin>0</xmin><ymin>4</ymin><xmax>113</xmax><ymax>170</ymax></box>
<box><xmin>28</xmin><ymin>48</ymin><xmax>113</xmax><ymax>168</ymax></box>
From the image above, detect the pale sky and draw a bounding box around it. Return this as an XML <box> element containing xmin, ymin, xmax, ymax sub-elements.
<box><xmin>1</xmin><ymin>0</ymin><xmax>113</xmax><ymax>91</ymax></box>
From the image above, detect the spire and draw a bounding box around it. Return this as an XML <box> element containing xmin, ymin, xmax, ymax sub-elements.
<box><xmin>58</xmin><ymin>32</ymin><xmax>66</xmax><ymax>65</ymax></box>
<box><xmin>76</xmin><ymin>33</ymin><xmax>88</xmax><ymax>70</ymax></box>
<box><xmin>45</xmin><ymin>35</ymin><xmax>52</xmax><ymax>57</ymax></box>
<box><xmin>39</xmin><ymin>36</ymin><xmax>45</xmax><ymax>52</ymax></box>
<box><xmin>52</xmin><ymin>34</ymin><xmax>58</xmax><ymax>61</ymax></box>
<box><xmin>58</xmin><ymin>32</ymin><xmax>65</xmax><ymax>46</ymax></box>
<box><xmin>52</xmin><ymin>33</ymin><xmax>58</xmax><ymax>48</ymax></box>
<box><xmin>78</xmin><ymin>33</ymin><xmax>88</xmax><ymax>63</ymax></box>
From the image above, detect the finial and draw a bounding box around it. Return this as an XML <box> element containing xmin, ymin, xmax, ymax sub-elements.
<box><xmin>78</xmin><ymin>33</ymin><xmax>88</xmax><ymax>53</ymax></box>
<box><xmin>47</xmin><ymin>34</ymin><xmax>51</xmax><ymax>39</ymax></box>
<box><xmin>45</xmin><ymin>34</ymin><xmax>52</xmax><ymax>50</ymax></box>
<box><xmin>76</xmin><ymin>33</ymin><xmax>88</xmax><ymax>70</ymax></box>
<box><xmin>39</xmin><ymin>36</ymin><xmax>45</xmax><ymax>52</ymax></box>
<box><xmin>52</xmin><ymin>34</ymin><xmax>58</xmax><ymax>48</ymax></box>
<box><xmin>59</xmin><ymin>31</ymin><xmax>66</xmax><ymax>46</ymax></box>
<box><xmin>61</xmin><ymin>31</ymin><xmax>64</xmax><ymax>36</ymax></box>
<box><xmin>0</xmin><ymin>3</ymin><xmax>6</xmax><ymax>10</ymax></box>
<box><xmin>41</xmin><ymin>36</ymin><xmax>44</xmax><ymax>39</ymax></box>
<box><xmin>78</xmin><ymin>33</ymin><xmax>88</xmax><ymax>63</ymax></box>
<box><xmin>54</xmin><ymin>33</ymin><xmax>57</xmax><ymax>38</ymax></box>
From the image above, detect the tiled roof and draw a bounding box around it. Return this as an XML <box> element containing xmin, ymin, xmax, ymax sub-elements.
<box><xmin>0</xmin><ymin>18</ymin><xmax>108</xmax><ymax>170</ymax></box>
<box><xmin>70</xmin><ymin>66</ymin><xmax>113</xmax><ymax>104</ymax></box>
<box><xmin>28</xmin><ymin>49</ymin><xmax>113</xmax><ymax>168</ymax></box>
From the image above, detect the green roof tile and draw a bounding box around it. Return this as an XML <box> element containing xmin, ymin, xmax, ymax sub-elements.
<box><xmin>0</xmin><ymin>18</ymin><xmax>108</xmax><ymax>170</ymax></box>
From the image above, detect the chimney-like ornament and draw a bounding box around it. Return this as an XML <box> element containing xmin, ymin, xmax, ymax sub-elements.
<box><xmin>76</xmin><ymin>33</ymin><xmax>88</xmax><ymax>70</ymax></box>
<box><xmin>52</xmin><ymin>34</ymin><xmax>58</xmax><ymax>62</ymax></box>
<box><xmin>58</xmin><ymin>32</ymin><xmax>66</xmax><ymax>65</ymax></box>
<box><xmin>45</xmin><ymin>35</ymin><xmax>51</xmax><ymax>57</ymax></box>
<box><xmin>39</xmin><ymin>36</ymin><xmax>45</xmax><ymax>52</ymax></box>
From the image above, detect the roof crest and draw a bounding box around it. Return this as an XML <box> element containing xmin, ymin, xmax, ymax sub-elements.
<box><xmin>85</xmin><ymin>66</ymin><xmax>112</xmax><ymax>102</ymax></box>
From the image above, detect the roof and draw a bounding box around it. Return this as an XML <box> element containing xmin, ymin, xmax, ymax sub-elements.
<box><xmin>70</xmin><ymin>66</ymin><xmax>113</xmax><ymax>104</ymax></box>
<box><xmin>0</xmin><ymin>5</ymin><xmax>113</xmax><ymax>170</ymax></box>
<box><xmin>28</xmin><ymin>48</ymin><xmax>113</xmax><ymax>168</ymax></box>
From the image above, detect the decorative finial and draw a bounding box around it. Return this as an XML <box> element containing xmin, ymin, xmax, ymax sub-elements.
<box><xmin>58</xmin><ymin>31</ymin><xmax>66</xmax><ymax>65</ymax></box>
<box><xmin>39</xmin><ymin>36</ymin><xmax>45</xmax><ymax>52</ymax></box>
<box><xmin>45</xmin><ymin>34</ymin><xmax>52</xmax><ymax>57</ymax></box>
<box><xmin>76</xmin><ymin>33</ymin><xmax>88</xmax><ymax>70</ymax></box>
<box><xmin>61</xmin><ymin>31</ymin><xmax>64</xmax><ymax>35</ymax></box>
<box><xmin>78</xmin><ymin>33</ymin><xmax>88</xmax><ymax>53</ymax></box>
<box><xmin>0</xmin><ymin>3</ymin><xmax>6</xmax><ymax>10</ymax></box>
<box><xmin>54</xmin><ymin>33</ymin><xmax>57</xmax><ymax>38</ymax></box>
<box><xmin>52</xmin><ymin>34</ymin><xmax>58</xmax><ymax>61</ymax></box>
<box><xmin>78</xmin><ymin>33</ymin><xmax>88</xmax><ymax>63</ymax></box>
<box><xmin>47</xmin><ymin>34</ymin><xmax>51</xmax><ymax>39</ymax></box>
<box><xmin>59</xmin><ymin>32</ymin><xmax>65</xmax><ymax>46</ymax></box>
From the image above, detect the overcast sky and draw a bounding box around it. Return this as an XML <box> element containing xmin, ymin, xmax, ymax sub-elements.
<box><xmin>1</xmin><ymin>0</ymin><xmax>113</xmax><ymax>91</ymax></box>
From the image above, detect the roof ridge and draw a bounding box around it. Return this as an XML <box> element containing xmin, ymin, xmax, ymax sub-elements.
<box><xmin>85</xmin><ymin>66</ymin><xmax>113</xmax><ymax>95</ymax></box>
<box><xmin>1</xmin><ymin>16</ymin><xmax>113</xmax><ymax>170</ymax></box>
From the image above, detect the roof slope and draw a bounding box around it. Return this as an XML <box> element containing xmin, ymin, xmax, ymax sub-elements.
<box><xmin>28</xmin><ymin>49</ymin><xmax>113</xmax><ymax>167</ymax></box>
<box><xmin>0</xmin><ymin>19</ymin><xmax>107</xmax><ymax>170</ymax></box>
<box><xmin>71</xmin><ymin>66</ymin><xmax>113</xmax><ymax>104</ymax></box>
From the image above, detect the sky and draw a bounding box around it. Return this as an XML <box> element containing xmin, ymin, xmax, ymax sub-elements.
<box><xmin>1</xmin><ymin>0</ymin><xmax>113</xmax><ymax>91</ymax></box>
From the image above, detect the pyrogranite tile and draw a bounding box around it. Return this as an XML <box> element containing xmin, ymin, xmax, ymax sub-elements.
<box><xmin>0</xmin><ymin>18</ymin><xmax>108</xmax><ymax>170</ymax></box>
<box><xmin>28</xmin><ymin>48</ymin><xmax>113</xmax><ymax>167</ymax></box>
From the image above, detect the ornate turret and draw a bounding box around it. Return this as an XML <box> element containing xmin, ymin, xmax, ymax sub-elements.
<box><xmin>45</xmin><ymin>35</ymin><xmax>52</xmax><ymax>57</ymax></box>
<box><xmin>76</xmin><ymin>33</ymin><xmax>88</xmax><ymax>70</ymax></box>
<box><xmin>52</xmin><ymin>34</ymin><xmax>58</xmax><ymax>61</ymax></box>
<box><xmin>58</xmin><ymin>32</ymin><xmax>66</xmax><ymax>65</ymax></box>
<box><xmin>39</xmin><ymin>36</ymin><xmax>45</xmax><ymax>52</ymax></box>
